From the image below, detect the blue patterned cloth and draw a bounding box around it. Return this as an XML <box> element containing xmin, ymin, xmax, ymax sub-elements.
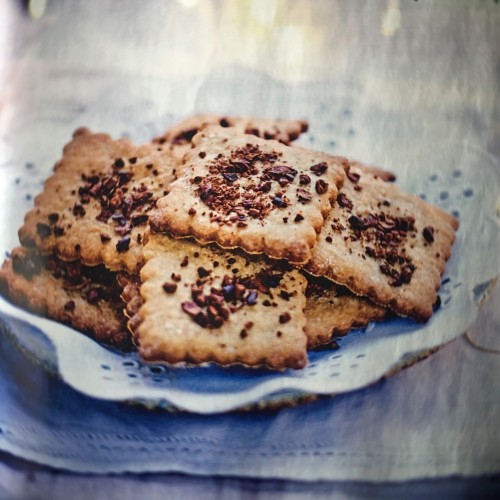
<box><xmin>0</xmin><ymin>300</ymin><xmax>499</xmax><ymax>481</ymax></box>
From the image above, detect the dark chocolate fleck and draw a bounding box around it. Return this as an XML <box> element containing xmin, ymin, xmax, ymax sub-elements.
<box><xmin>310</xmin><ymin>162</ymin><xmax>328</xmax><ymax>176</ymax></box>
<box><xmin>315</xmin><ymin>179</ymin><xmax>329</xmax><ymax>194</ymax></box>
<box><xmin>279</xmin><ymin>312</ymin><xmax>291</xmax><ymax>323</ymax></box>
<box><xmin>116</xmin><ymin>236</ymin><xmax>131</xmax><ymax>252</ymax></box>
<box><xmin>423</xmin><ymin>226</ymin><xmax>435</xmax><ymax>243</ymax></box>
<box><xmin>163</xmin><ymin>282</ymin><xmax>178</xmax><ymax>293</ymax></box>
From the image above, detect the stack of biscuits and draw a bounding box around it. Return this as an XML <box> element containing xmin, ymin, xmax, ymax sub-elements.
<box><xmin>0</xmin><ymin>115</ymin><xmax>459</xmax><ymax>370</ymax></box>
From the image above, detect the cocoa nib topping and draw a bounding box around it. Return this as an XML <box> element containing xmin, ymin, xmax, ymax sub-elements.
<box><xmin>346</xmin><ymin>212</ymin><xmax>417</xmax><ymax>287</ymax></box>
<box><xmin>192</xmin><ymin>144</ymin><xmax>319</xmax><ymax>224</ymax></box>
<box><xmin>337</xmin><ymin>193</ymin><xmax>353</xmax><ymax>209</ymax></box>
<box><xmin>162</xmin><ymin>282</ymin><xmax>177</xmax><ymax>293</ymax></box>
<box><xmin>347</xmin><ymin>171</ymin><xmax>360</xmax><ymax>183</ymax></box>
<box><xmin>279</xmin><ymin>312</ymin><xmax>291</xmax><ymax>324</ymax></box>
<box><xmin>423</xmin><ymin>226</ymin><xmax>435</xmax><ymax>243</ymax></box>
<box><xmin>180</xmin><ymin>267</ymin><xmax>286</xmax><ymax>329</ymax></box>
<box><xmin>64</xmin><ymin>300</ymin><xmax>76</xmax><ymax>311</ymax></box>
<box><xmin>48</xmin><ymin>213</ymin><xmax>59</xmax><ymax>223</ymax></box>
<box><xmin>315</xmin><ymin>179</ymin><xmax>329</xmax><ymax>195</ymax></box>
<box><xmin>310</xmin><ymin>162</ymin><xmax>328</xmax><ymax>176</ymax></box>
<box><xmin>172</xmin><ymin>128</ymin><xmax>198</xmax><ymax>145</ymax></box>
<box><xmin>272</xmin><ymin>196</ymin><xmax>288</xmax><ymax>208</ymax></box>
<box><xmin>114</xmin><ymin>158</ymin><xmax>125</xmax><ymax>168</ymax></box>
<box><xmin>297</xmin><ymin>188</ymin><xmax>312</xmax><ymax>203</ymax></box>
<box><xmin>76</xmin><ymin>166</ymin><xmax>156</xmax><ymax>233</ymax></box>
<box><xmin>116</xmin><ymin>236</ymin><xmax>131</xmax><ymax>253</ymax></box>
<box><xmin>53</xmin><ymin>226</ymin><xmax>65</xmax><ymax>237</ymax></box>
<box><xmin>72</xmin><ymin>204</ymin><xmax>86</xmax><ymax>217</ymax></box>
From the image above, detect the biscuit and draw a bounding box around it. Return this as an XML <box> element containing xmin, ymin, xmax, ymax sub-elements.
<box><xmin>0</xmin><ymin>247</ymin><xmax>131</xmax><ymax>350</ymax></box>
<box><xmin>348</xmin><ymin>160</ymin><xmax>396</xmax><ymax>183</ymax></box>
<box><xmin>18</xmin><ymin>128</ymin><xmax>177</xmax><ymax>273</ymax></box>
<box><xmin>135</xmin><ymin>234</ymin><xmax>308</xmax><ymax>370</ymax></box>
<box><xmin>304</xmin><ymin>273</ymin><xmax>388</xmax><ymax>349</ymax></box>
<box><xmin>304</xmin><ymin>165</ymin><xmax>459</xmax><ymax>321</ymax></box>
<box><xmin>153</xmin><ymin>114</ymin><xmax>309</xmax><ymax>160</ymax></box>
<box><xmin>149</xmin><ymin>125</ymin><xmax>348</xmax><ymax>265</ymax></box>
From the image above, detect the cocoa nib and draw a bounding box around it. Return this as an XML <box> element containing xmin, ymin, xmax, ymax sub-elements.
<box><xmin>197</xmin><ymin>267</ymin><xmax>210</xmax><ymax>278</ymax></box>
<box><xmin>113</xmin><ymin>158</ymin><xmax>125</xmax><ymax>168</ymax></box>
<box><xmin>423</xmin><ymin>226</ymin><xmax>435</xmax><ymax>243</ymax></box>
<box><xmin>310</xmin><ymin>162</ymin><xmax>328</xmax><ymax>176</ymax></box>
<box><xmin>337</xmin><ymin>193</ymin><xmax>353</xmax><ymax>209</ymax></box>
<box><xmin>265</xmin><ymin>165</ymin><xmax>297</xmax><ymax>181</ymax></box>
<box><xmin>315</xmin><ymin>179</ymin><xmax>329</xmax><ymax>194</ymax></box>
<box><xmin>48</xmin><ymin>213</ymin><xmax>59</xmax><ymax>223</ymax></box>
<box><xmin>348</xmin><ymin>215</ymin><xmax>366</xmax><ymax>230</ymax></box>
<box><xmin>181</xmin><ymin>301</ymin><xmax>202</xmax><ymax>317</ymax></box>
<box><xmin>272</xmin><ymin>197</ymin><xmax>288</xmax><ymax>208</ymax></box>
<box><xmin>347</xmin><ymin>171</ymin><xmax>360</xmax><ymax>183</ymax></box>
<box><xmin>131</xmin><ymin>214</ymin><xmax>149</xmax><ymax>226</ymax></box>
<box><xmin>222</xmin><ymin>172</ymin><xmax>238</xmax><ymax>183</ymax></box>
<box><xmin>116</xmin><ymin>236</ymin><xmax>131</xmax><ymax>253</ymax></box>
<box><xmin>279</xmin><ymin>312</ymin><xmax>291</xmax><ymax>323</ymax></box>
<box><xmin>297</xmin><ymin>188</ymin><xmax>312</xmax><ymax>203</ymax></box>
<box><xmin>64</xmin><ymin>300</ymin><xmax>76</xmax><ymax>311</ymax></box>
<box><xmin>162</xmin><ymin>282</ymin><xmax>177</xmax><ymax>294</ymax></box>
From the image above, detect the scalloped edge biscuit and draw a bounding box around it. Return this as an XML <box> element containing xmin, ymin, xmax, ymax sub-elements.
<box><xmin>303</xmin><ymin>273</ymin><xmax>388</xmax><ymax>349</ymax></box>
<box><xmin>150</xmin><ymin>125</ymin><xmax>348</xmax><ymax>265</ymax></box>
<box><xmin>0</xmin><ymin>247</ymin><xmax>131</xmax><ymax>350</ymax></box>
<box><xmin>18</xmin><ymin>128</ymin><xmax>177</xmax><ymax>273</ymax></box>
<box><xmin>136</xmin><ymin>234</ymin><xmax>308</xmax><ymax>370</ymax></box>
<box><xmin>304</xmin><ymin>165</ymin><xmax>459</xmax><ymax>321</ymax></box>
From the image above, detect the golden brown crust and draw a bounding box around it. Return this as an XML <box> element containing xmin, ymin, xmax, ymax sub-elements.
<box><xmin>303</xmin><ymin>273</ymin><xmax>388</xmax><ymax>349</ymax></box>
<box><xmin>0</xmin><ymin>247</ymin><xmax>131</xmax><ymax>350</ymax></box>
<box><xmin>304</xmin><ymin>166</ymin><xmax>459</xmax><ymax>321</ymax></box>
<box><xmin>149</xmin><ymin>125</ymin><xmax>347</xmax><ymax>265</ymax></box>
<box><xmin>136</xmin><ymin>234</ymin><xmax>308</xmax><ymax>370</ymax></box>
<box><xmin>18</xmin><ymin>128</ymin><xmax>177</xmax><ymax>273</ymax></box>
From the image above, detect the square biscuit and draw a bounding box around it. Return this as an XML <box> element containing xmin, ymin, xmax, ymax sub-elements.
<box><xmin>149</xmin><ymin>125</ymin><xmax>348</xmax><ymax>265</ymax></box>
<box><xmin>135</xmin><ymin>234</ymin><xmax>308</xmax><ymax>370</ymax></box>
<box><xmin>304</xmin><ymin>273</ymin><xmax>388</xmax><ymax>349</ymax></box>
<box><xmin>304</xmin><ymin>165</ymin><xmax>459</xmax><ymax>321</ymax></box>
<box><xmin>153</xmin><ymin>114</ymin><xmax>309</xmax><ymax>160</ymax></box>
<box><xmin>0</xmin><ymin>247</ymin><xmax>131</xmax><ymax>350</ymax></box>
<box><xmin>18</xmin><ymin>128</ymin><xmax>177</xmax><ymax>273</ymax></box>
